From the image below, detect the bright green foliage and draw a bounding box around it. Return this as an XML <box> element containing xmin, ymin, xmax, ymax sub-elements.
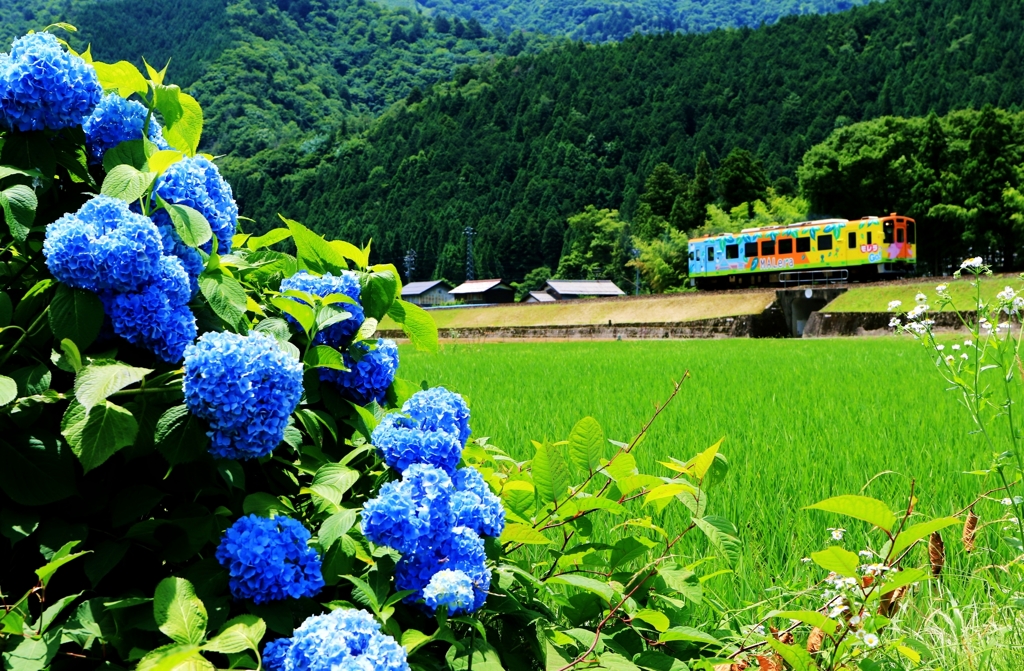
<box><xmin>554</xmin><ymin>206</ymin><xmax>631</xmax><ymax>288</ymax></box>
<box><xmin>511</xmin><ymin>265</ymin><xmax>552</xmax><ymax>302</ymax></box>
<box><xmin>236</xmin><ymin>0</ymin><xmax>1024</xmax><ymax>281</ymax></box>
<box><xmin>629</xmin><ymin>229</ymin><xmax>690</xmax><ymax>293</ymax></box>
<box><xmin>800</xmin><ymin>107</ymin><xmax>1024</xmax><ymax>272</ymax></box>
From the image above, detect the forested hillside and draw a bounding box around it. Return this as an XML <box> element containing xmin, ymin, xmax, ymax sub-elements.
<box><xmin>230</xmin><ymin>0</ymin><xmax>1024</xmax><ymax>282</ymax></box>
<box><xmin>412</xmin><ymin>0</ymin><xmax>877</xmax><ymax>42</ymax></box>
<box><xmin>1</xmin><ymin>0</ymin><xmax>553</xmax><ymax>155</ymax></box>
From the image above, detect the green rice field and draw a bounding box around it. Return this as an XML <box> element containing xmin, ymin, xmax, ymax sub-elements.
<box><xmin>399</xmin><ymin>337</ymin><xmax>1014</xmax><ymax>609</ymax></box>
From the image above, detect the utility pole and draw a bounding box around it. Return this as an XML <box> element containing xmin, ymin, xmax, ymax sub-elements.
<box><xmin>630</xmin><ymin>245</ymin><xmax>641</xmax><ymax>295</ymax></box>
<box><xmin>403</xmin><ymin>248</ymin><xmax>417</xmax><ymax>281</ymax></box>
<box><xmin>464</xmin><ymin>226</ymin><xmax>476</xmax><ymax>281</ymax></box>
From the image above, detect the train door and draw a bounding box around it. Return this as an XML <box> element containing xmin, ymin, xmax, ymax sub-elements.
<box><xmin>705</xmin><ymin>243</ymin><xmax>717</xmax><ymax>273</ymax></box>
<box><xmin>688</xmin><ymin>244</ymin><xmax>704</xmax><ymax>275</ymax></box>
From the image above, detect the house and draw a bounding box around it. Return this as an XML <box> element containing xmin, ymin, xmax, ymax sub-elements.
<box><xmin>544</xmin><ymin>279</ymin><xmax>625</xmax><ymax>300</ymax></box>
<box><xmin>525</xmin><ymin>291</ymin><xmax>556</xmax><ymax>303</ymax></box>
<box><xmin>401</xmin><ymin>280</ymin><xmax>454</xmax><ymax>306</ymax></box>
<box><xmin>448</xmin><ymin>279</ymin><xmax>515</xmax><ymax>304</ymax></box>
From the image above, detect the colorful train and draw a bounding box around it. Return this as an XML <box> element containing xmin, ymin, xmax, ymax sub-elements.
<box><xmin>687</xmin><ymin>213</ymin><xmax>917</xmax><ymax>288</ymax></box>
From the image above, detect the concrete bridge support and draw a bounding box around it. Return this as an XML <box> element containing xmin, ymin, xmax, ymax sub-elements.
<box><xmin>775</xmin><ymin>287</ymin><xmax>848</xmax><ymax>337</ymax></box>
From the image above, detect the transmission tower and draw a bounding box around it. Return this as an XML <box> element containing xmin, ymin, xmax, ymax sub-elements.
<box><xmin>464</xmin><ymin>226</ymin><xmax>476</xmax><ymax>281</ymax></box>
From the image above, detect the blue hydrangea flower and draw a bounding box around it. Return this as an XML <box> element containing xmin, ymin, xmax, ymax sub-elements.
<box><xmin>152</xmin><ymin>155</ymin><xmax>238</xmax><ymax>258</ymax></box>
<box><xmin>452</xmin><ymin>467</ymin><xmax>506</xmax><ymax>539</ymax></box>
<box><xmin>423</xmin><ymin>569</ymin><xmax>475</xmax><ymax>615</ymax></box>
<box><xmin>320</xmin><ymin>339</ymin><xmax>397</xmax><ymax>405</ymax></box>
<box><xmin>43</xmin><ymin>196</ymin><xmax>165</xmax><ymax>294</ymax></box>
<box><xmin>402</xmin><ymin>387</ymin><xmax>471</xmax><ymax>447</ymax></box>
<box><xmin>279</xmin><ymin>271</ymin><xmax>364</xmax><ymax>346</ymax></box>
<box><xmin>274</xmin><ymin>608</ymin><xmax>409</xmax><ymax>671</ymax></box>
<box><xmin>262</xmin><ymin>639</ymin><xmax>292</xmax><ymax>671</ymax></box>
<box><xmin>371</xmin><ymin>412</ymin><xmax>462</xmax><ymax>475</ymax></box>
<box><xmin>103</xmin><ymin>277</ymin><xmax>196</xmax><ymax>363</ymax></box>
<box><xmin>215</xmin><ymin>514</ymin><xmax>324</xmax><ymax>604</ymax></box>
<box><xmin>0</xmin><ymin>32</ymin><xmax>102</xmax><ymax>131</ymax></box>
<box><xmin>395</xmin><ymin>526</ymin><xmax>490</xmax><ymax>612</ymax></box>
<box><xmin>150</xmin><ymin>213</ymin><xmax>205</xmax><ymax>296</ymax></box>
<box><xmin>83</xmin><ymin>93</ymin><xmax>171</xmax><ymax>164</ymax></box>
<box><xmin>361</xmin><ymin>464</ymin><xmax>455</xmax><ymax>555</ymax></box>
<box><xmin>183</xmin><ymin>331</ymin><xmax>304</xmax><ymax>460</ymax></box>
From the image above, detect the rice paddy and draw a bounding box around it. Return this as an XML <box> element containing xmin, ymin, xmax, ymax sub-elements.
<box><xmin>398</xmin><ymin>337</ymin><xmax>1016</xmax><ymax>608</ymax></box>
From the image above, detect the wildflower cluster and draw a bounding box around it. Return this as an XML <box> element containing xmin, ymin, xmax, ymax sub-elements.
<box><xmin>263</xmin><ymin>608</ymin><xmax>408</xmax><ymax>671</ymax></box>
<box><xmin>183</xmin><ymin>331</ymin><xmax>304</xmax><ymax>460</ymax></box>
<box><xmin>43</xmin><ymin>196</ymin><xmax>197</xmax><ymax>361</ymax></box>
<box><xmin>279</xmin><ymin>271</ymin><xmax>398</xmax><ymax>404</ymax></box>
<box><xmin>83</xmin><ymin>93</ymin><xmax>170</xmax><ymax>163</ymax></box>
<box><xmin>215</xmin><ymin>514</ymin><xmax>324</xmax><ymax>603</ymax></box>
<box><xmin>363</xmin><ymin>388</ymin><xmax>504</xmax><ymax>614</ymax></box>
<box><xmin>0</xmin><ymin>32</ymin><xmax>102</xmax><ymax>131</ymax></box>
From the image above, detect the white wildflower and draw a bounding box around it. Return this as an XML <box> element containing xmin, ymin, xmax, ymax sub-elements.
<box><xmin>961</xmin><ymin>257</ymin><xmax>983</xmax><ymax>269</ymax></box>
<box><xmin>829</xmin><ymin>527</ymin><xmax>846</xmax><ymax>541</ymax></box>
<box><xmin>849</xmin><ymin>615</ymin><xmax>862</xmax><ymax>626</ymax></box>
<box><xmin>945</xmin><ymin>354</ymin><xmax>955</xmax><ymax>364</ymax></box>
<box><xmin>828</xmin><ymin>605</ymin><xmax>849</xmax><ymax>619</ymax></box>
<box><xmin>998</xmin><ymin>286</ymin><xmax>1016</xmax><ymax>302</ymax></box>
<box><xmin>935</xmin><ymin>284</ymin><xmax>948</xmax><ymax>293</ymax></box>
<box><xmin>863</xmin><ymin>633</ymin><xmax>880</xmax><ymax>648</ymax></box>
<box><xmin>961</xmin><ymin>353</ymin><xmax>969</xmax><ymax>360</ymax></box>
<box><xmin>858</xmin><ymin>550</ymin><xmax>873</xmax><ymax>558</ymax></box>
<box><xmin>965</xmin><ymin>339</ymin><xmax>973</xmax><ymax>347</ymax></box>
<box><xmin>998</xmin><ymin>322</ymin><xmax>1009</xmax><ymax>330</ymax></box>
<box><xmin>801</xmin><ymin>557</ymin><xmax>812</xmax><ymax>564</ymax></box>
<box><xmin>915</xmin><ymin>292</ymin><xmax>927</xmax><ymax>303</ymax></box>
<box><xmin>935</xmin><ymin>344</ymin><xmax>945</xmax><ymax>351</ymax></box>
<box><xmin>887</xmin><ymin>300</ymin><xmax>902</xmax><ymax>312</ymax></box>
<box><xmin>1000</xmin><ymin>496</ymin><xmax>1024</xmax><ymax>506</ymax></box>
<box><xmin>952</xmin><ymin>344</ymin><xmax>960</xmax><ymax>350</ymax></box>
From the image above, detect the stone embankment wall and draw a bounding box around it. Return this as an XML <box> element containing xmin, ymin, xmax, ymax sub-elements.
<box><xmin>380</xmin><ymin>307</ymin><xmax>789</xmax><ymax>340</ymax></box>
<box><xmin>803</xmin><ymin>311</ymin><xmax>971</xmax><ymax>337</ymax></box>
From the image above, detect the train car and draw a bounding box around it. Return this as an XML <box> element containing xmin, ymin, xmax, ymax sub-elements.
<box><xmin>687</xmin><ymin>213</ymin><xmax>916</xmax><ymax>288</ymax></box>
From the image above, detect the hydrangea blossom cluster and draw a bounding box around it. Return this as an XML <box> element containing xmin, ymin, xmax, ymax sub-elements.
<box><xmin>320</xmin><ymin>338</ymin><xmax>398</xmax><ymax>405</ymax></box>
<box><xmin>278</xmin><ymin>270</ymin><xmax>400</xmax><ymax>404</ymax></box>
<box><xmin>151</xmin><ymin>155</ymin><xmax>238</xmax><ymax>290</ymax></box>
<box><xmin>215</xmin><ymin>514</ymin><xmax>324</xmax><ymax>603</ymax></box>
<box><xmin>279</xmin><ymin>270</ymin><xmax>364</xmax><ymax>345</ymax></box>
<box><xmin>83</xmin><ymin>93</ymin><xmax>171</xmax><ymax>163</ymax></box>
<box><xmin>0</xmin><ymin>32</ymin><xmax>102</xmax><ymax>131</ymax></box>
<box><xmin>262</xmin><ymin>608</ymin><xmax>408</xmax><ymax>671</ymax></box>
<box><xmin>363</xmin><ymin>389</ymin><xmax>504</xmax><ymax>614</ymax></box>
<box><xmin>371</xmin><ymin>388</ymin><xmax>470</xmax><ymax>474</ymax></box>
<box><xmin>43</xmin><ymin>196</ymin><xmax>196</xmax><ymax>361</ymax></box>
<box><xmin>183</xmin><ymin>331</ymin><xmax>304</xmax><ymax>460</ymax></box>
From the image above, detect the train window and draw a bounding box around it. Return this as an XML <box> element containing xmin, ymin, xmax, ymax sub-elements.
<box><xmin>725</xmin><ymin>244</ymin><xmax>739</xmax><ymax>259</ymax></box>
<box><xmin>867</xmin><ymin>232</ymin><xmax>873</xmax><ymax>245</ymax></box>
<box><xmin>818</xmin><ymin>234</ymin><xmax>833</xmax><ymax>251</ymax></box>
<box><xmin>744</xmin><ymin>242</ymin><xmax>759</xmax><ymax>257</ymax></box>
<box><xmin>907</xmin><ymin>221</ymin><xmax>916</xmax><ymax>243</ymax></box>
<box><xmin>688</xmin><ymin>251</ymin><xmax>694</xmax><ymax>261</ymax></box>
<box><xmin>796</xmin><ymin>237</ymin><xmax>811</xmax><ymax>253</ymax></box>
<box><xmin>848</xmin><ymin>232</ymin><xmax>857</xmax><ymax>248</ymax></box>
<box><xmin>778</xmin><ymin>238</ymin><xmax>793</xmax><ymax>254</ymax></box>
<box><xmin>896</xmin><ymin>228</ymin><xmax>904</xmax><ymax>243</ymax></box>
<box><xmin>706</xmin><ymin>247</ymin><xmax>715</xmax><ymax>261</ymax></box>
<box><xmin>761</xmin><ymin>239</ymin><xmax>775</xmax><ymax>256</ymax></box>
<box><xmin>883</xmin><ymin>221</ymin><xmax>894</xmax><ymax>244</ymax></box>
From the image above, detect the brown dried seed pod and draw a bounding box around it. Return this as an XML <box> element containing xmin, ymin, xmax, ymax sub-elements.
<box><xmin>778</xmin><ymin>630</ymin><xmax>794</xmax><ymax>646</ymax></box>
<box><xmin>807</xmin><ymin>627</ymin><xmax>826</xmax><ymax>654</ymax></box>
<box><xmin>755</xmin><ymin>655</ymin><xmax>781</xmax><ymax>671</ymax></box>
<box><xmin>963</xmin><ymin>508</ymin><xmax>979</xmax><ymax>553</ymax></box>
<box><xmin>929</xmin><ymin>530</ymin><xmax>946</xmax><ymax>577</ymax></box>
<box><xmin>878</xmin><ymin>584</ymin><xmax>907</xmax><ymax>617</ymax></box>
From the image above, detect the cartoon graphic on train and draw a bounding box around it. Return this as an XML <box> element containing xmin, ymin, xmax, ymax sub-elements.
<box><xmin>687</xmin><ymin>213</ymin><xmax>916</xmax><ymax>288</ymax></box>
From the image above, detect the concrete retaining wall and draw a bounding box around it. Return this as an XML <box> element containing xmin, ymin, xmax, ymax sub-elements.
<box><xmin>803</xmin><ymin>311</ymin><xmax>972</xmax><ymax>337</ymax></box>
<box><xmin>380</xmin><ymin>307</ymin><xmax>789</xmax><ymax>341</ymax></box>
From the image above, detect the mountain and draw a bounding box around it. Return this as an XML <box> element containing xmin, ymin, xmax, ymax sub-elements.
<box><xmin>1</xmin><ymin>0</ymin><xmax>554</xmax><ymax>157</ymax></box>
<box><xmin>228</xmin><ymin>0</ymin><xmax>1024</xmax><ymax>282</ymax></box>
<box><xmin>410</xmin><ymin>0</ymin><xmax>878</xmax><ymax>42</ymax></box>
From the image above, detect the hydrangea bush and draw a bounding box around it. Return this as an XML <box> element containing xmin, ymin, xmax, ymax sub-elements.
<box><xmin>0</xmin><ymin>26</ymin><xmax>963</xmax><ymax>671</ymax></box>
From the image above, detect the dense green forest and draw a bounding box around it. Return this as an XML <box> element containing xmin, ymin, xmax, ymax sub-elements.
<box><xmin>411</xmin><ymin>0</ymin><xmax>877</xmax><ymax>42</ymax></box>
<box><xmin>1</xmin><ymin>0</ymin><xmax>554</xmax><ymax>155</ymax></box>
<box><xmin>229</xmin><ymin>0</ymin><xmax>1024</xmax><ymax>283</ymax></box>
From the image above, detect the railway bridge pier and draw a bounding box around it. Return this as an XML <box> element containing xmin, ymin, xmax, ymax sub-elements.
<box><xmin>775</xmin><ymin>287</ymin><xmax>848</xmax><ymax>337</ymax></box>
